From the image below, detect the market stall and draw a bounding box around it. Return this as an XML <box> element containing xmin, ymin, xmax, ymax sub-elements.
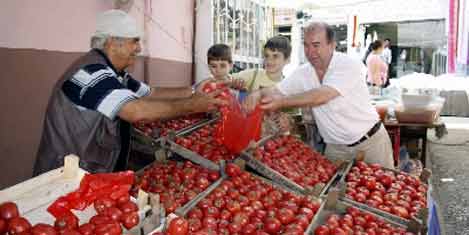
<box><xmin>0</xmin><ymin>112</ymin><xmax>442</xmax><ymax>235</ymax></box>
<box><xmin>0</xmin><ymin>81</ymin><xmax>443</xmax><ymax>235</ymax></box>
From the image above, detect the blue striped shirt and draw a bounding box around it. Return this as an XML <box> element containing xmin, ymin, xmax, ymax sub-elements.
<box><xmin>62</xmin><ymin>62</ymin><xmax>150</xmax><ymax>120</ymax></box>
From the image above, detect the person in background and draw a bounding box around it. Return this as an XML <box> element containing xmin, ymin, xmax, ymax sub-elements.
<box><xmin>233</xmin><ymin>36</ymin><xmax>292</xmax><ymax>92</ymax></box>
<box><xmin>243</xmin><ymin>22</ymin><xmax>394</xmax><ymax>168</ymax></box>
<box><xmin>33</xmin><ymin>10</ymin><xmax>224</xmax><ymax>175</ymax></box>
<box><xmin>367</xmin><ymin>40</ymin><xmax>388</xmax><ymax>88</ymax></box>
<box><xmin>233</xmin><ymin>36</ymin><xmax>293</xmax><ymax>134</ymax></box>
<box><xmin>362</xmin><ymin>43</ymin><xmax>373</xmax><ymax>65</ymax></box>
<box><xmin>382</xmin><ymin>39</ymin><xmax>392</xmax><ymax>67</ymax></box>
<box><xmin>194</xmin><ymin>44</ymin><xmax>244</xmax><ymax>93</ymax></box>
<box><xmin>381</xmin><ymin>38</ymin><xmax>392</xmax><ymax>86</ymax></box>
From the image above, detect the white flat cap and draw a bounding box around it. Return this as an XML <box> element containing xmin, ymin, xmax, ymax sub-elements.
<box><xmin>94</xmin><ymin>9</ymin><xmax>141</xmax><ymax>38</ymax></box>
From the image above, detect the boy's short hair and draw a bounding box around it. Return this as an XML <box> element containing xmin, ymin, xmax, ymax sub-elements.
<box><xmin>207</xmin><ymin>44</ymin><xmax>232</xmax><ymax>64</ymax></box>
<box><xmin>264</xmin><ymin>36</ymin><xmax>292</xmax><ymax>59</ymax></box>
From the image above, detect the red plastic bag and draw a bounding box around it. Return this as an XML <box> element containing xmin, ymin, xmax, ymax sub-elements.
<box><xmin>217</xmin><ymin>98</ymin><xmax>264</xmax><ymax>154</ymax></box>
<box><xmin>47</xmin><ymin>171</ymin><xmax>135</xmax><ymax>219</ymax></box>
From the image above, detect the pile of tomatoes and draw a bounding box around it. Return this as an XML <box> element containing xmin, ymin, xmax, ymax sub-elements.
<box><xmin>253</xmin><ymin>135</ymin><xmax>337</xmax><ymax>190</ymax></box>
<box><xmin>132</xmin><ymin>161</ymin><xmax>220</xmax><ymax>214</ymax></box>
<box><xmin>0</xmin><ymin>198</ymin><xmax>139</xmax><ymax>235</ymax></box>
<box><xmin>134</xmin><ymin>114</ymin><xmax>205</xmax><ymax>137</ymax></box>
<box><xmin>201</xmin><ymin>82</ymin><xmax>233</xmax><ymax>101</ymax></box>
<box><xmin>176</xmin><ymin>164</ymin><xmax>321</xmax><ymax>235</ymax></box>
<box><xmin>174</xmin><ymin>122</ymin><xmax>236</xmax><ymax>163</ymax></box>
<box><xmin>345</xmin><ymin>161</ymin><xmax>428</xmax><ymax>219</ymax></box>
<box><xmin>313</xmin><ymin>206</ymin><xmax>416</xmax><ymax>235</ymax></box>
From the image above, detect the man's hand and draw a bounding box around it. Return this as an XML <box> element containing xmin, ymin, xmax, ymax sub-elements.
<box><xmin>188</xmin><ymin>91</ymin><xmax>227</xmax><ymax>113</ymax></box>
<box><xmin>230</xmin><ymin>78</ymin><xmax>245</xmax><ymax>90</ymax></box>
<box><xmin>242</xmin><ymin>91</ymin><xmax>262</xmax><ymax>112</ymax></box>
<box><xmin>259</xmin><ymin>96</ymin><xmax>284</xmax><ymax>111</ymax></box>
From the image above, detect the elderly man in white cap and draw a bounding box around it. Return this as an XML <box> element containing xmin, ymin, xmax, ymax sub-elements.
<box><xmin>33</xmin><ymin>10</ymin><xmax>224</xmax><ymax>175</ymax></box>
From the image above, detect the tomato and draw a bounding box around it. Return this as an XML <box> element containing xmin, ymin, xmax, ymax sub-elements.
<box><xmin>118</xmin><ymin>201</ymin><xmax>139</xmax><ymax>214</ymax></box>
<box><xmin>354</xmin><ymin>193</ymin><xmax>367</xmax><ymax>203</ymax></box>
<box><xmin>31</xmin><ymin>223</ymin><xmax>57</xmax><ymax>235</ymax></box>
<box><xmin>59</xmin><ymin>229</ymin><xmax>81</xmax><ymax>235</ymax></box>
<box><xmin>120</xmin><ymin>212</ymin><xmax>138</xmax><ymax>229</ymax></box>
<box><xmin>94</xmin><ymin>222</ymin><xmax>122</xmax><ymax>235</ymax></box>
<box><xmin>354</xmin><ymin>216</ymin><xmax>366</xmax><ymax>226</ymax></box>
<box><xmin>187</xmin><ymin>208</ymin><xmax>203</xmax><ymax>219</ymax></box>
<box><xmin>8</xmin><ymin>217</ymin><xmax>32</xmax><ymax>234</ymax></box>
<box><xmin>225</xmin><ymin>163</ymin><xmax>241</xmax><ymax>177</ymax></box>
<box><xmin>78</xmin><ymin>223</ymin><xmax>95</xmax><ymax>235</ymax></box>
<box><xmin>167</xmin><ymin>217</ymin><xmax>189</xmax><ymax>235</ymax></box>
<box><xmin>391</xmin><ymin>206</ymin><xmax>410</xmax><ymax>219</ymax></box>
<box><xmin>314</xmin><ymin>225</ymin><xmax>330</xmax><ymax>235</ymax></box>
<box><xmin>202</xmin><ymin>216</ymin><xmax>218</xmax><ymax>229</ymax></box>
<box><xmin>203</xmin><ymin>206</ymin><xmax>220</xmax><ymax>218</ymax></box>
<box><xmin>0</xmin><ymin>219</ymin><xmax>6</xmax><ymax>233</ymax></box>
<box><xmin>213</xmin><ymin>198</ymin><xmax>226</xmax><ymax>210</ymax></box>
<box><xmin>232</xmin><ymin>212</ymin><xmax>249</xmax><ymax>227</ymax></box>
<box><xmin>264</xmin><ymin>217</ymin><xmax>281</xmax><ymax>234</ymax></box>
<box><xmin>116</xmin><ymin>194</ymin><xmax>130</xmax><ymax>205</ymax></box>
<box><xmin>164</xmin><ymin>201</ymin><xmax>180</xmax><ymax>214</ymax></box>
<box><xmin>54</xmin><ymin>214</ymin><xmax>78</xmax><ymax>231</ymax></box>
<box><xmin>253</xmin><ymin>209</ymin><xmax>267</xmax><ymax>220</ymax></box>
<box><xmin>0</xmin><ymin>202</ymin><xmax>20</xmax><ymax>221</ymax></box>
<box><xmin>365</xmin><ymin>178</ymin><xmax>377</xmax><ymax>190</ymax></box>
<box><xmin>339</xmin><ymin>216</ymin><xmax>353</xmax><ymax>228</ymax></box>
<box><xmin>208</xmin><ymin>171</ymin><xmax>220</xmax><ymax>181</ymax></box>
<box><xmin>243</xmin><ymin>223</ymin><xmax>256</xmax><ymax>235</ymax></box>
<box><xmin>365</xmin><ymin>222</ymin><xmax>378</xmax><ymax>229</ymax></box>
<box><xmin>188</xmin><ymin>218</ymin><xmax>202</xmax><ymax>232</ymax></box>
<box><xmin>363</xmin><ymin>212</ymin><xmax>376</xmax><ymax>223</ymax></box>
<box><xmin>284</xmin><ymin>224</ymin><xmax>304</xmax><ymax>235</ymax></box>
<box><xmin>299</xmin><ymin>207</ymin><xmax>314</xmax><ymax>220</ymax></box>
<box><xmin>251</xmin><ymin>201</ymin><xmax>264</xmax><ymax>211</ymax></box>
<box><xmin>277</xmin><ymin>208</ymin><xmax>295</xmax><ymax>225</ymax></box>
<box><xmin>330</xmin><ymin>227</ymin><xmax>347</xmax><ymax>235</ymax></box>
<box><xmin>90</xmin><ymin>215</ymin><xmax>112</xmax><ymax>225</ymax></box>
<box><xmin>226</xmin><ymin>200</ymin><xmax>241</xmax><ymax>213</ymax></box>
<box><xmin>304</xmin><ymin>200</ymin><xmax>321</xmax><ymax>213</ymax></box>
<box><xmin>103</xmin><ymin>207</ymin><xmax>123</xmax><ymax>222</ymax></box>
<box><xmin>377</xmin><ymin>205</ymin><xmax>392</xmax><ymax>213</ymax></box>
<box><xmin>379</xmin><ymin>174</ymin><xmax>393</xmax><ymax>187</ymax></box>
<box><xmin>196</xmin><ymin>176</ymin><xmax>210</xmax><ymax>189</ymax></box>
<box><xmin>94</xmin><ymin>198</ymin><xmax>116</xmax><ymax>215</ymax></box>
<box><xmin>228</xmin><ymin>222</ymin><xmax>242</xmax><ymax>233</ymax></box>
<box><xmin>198</xmin><ymin>198</ymin><xmax>213</xmax><ymax>209</ymax></box>
<box><xmin>202</xmin><ymin>82</ymin><xmax>218</xmax><ymax>93</ymax></box>
<box><xmin>295</xmin><ymin>214</ymin><xmax>310</xmax><ymax>229</ymax></box>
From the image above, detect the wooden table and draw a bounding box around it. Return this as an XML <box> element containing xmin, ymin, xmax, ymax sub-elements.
<box><xmin>384</xmin><ymin>120</ymin><xmax>444</xmax><ymax>167</ymax></box>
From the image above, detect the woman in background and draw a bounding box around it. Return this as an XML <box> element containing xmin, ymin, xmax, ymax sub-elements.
<box><xmin>366</xmin><ymin>40</ymin><xmax>388</xmax><ymax>87</ymax></box>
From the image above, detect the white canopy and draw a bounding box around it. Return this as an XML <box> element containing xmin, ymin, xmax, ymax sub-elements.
<box><xmin>264</xmin><ymin>0</ymin><xmax>446</xmax><ymax>24</ymax></box>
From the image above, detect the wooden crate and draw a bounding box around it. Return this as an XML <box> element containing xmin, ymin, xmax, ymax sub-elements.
<box><xmin>0</xmin><ymin>155</ymin><xmax>151</xmax><ymax>233</ymax></box>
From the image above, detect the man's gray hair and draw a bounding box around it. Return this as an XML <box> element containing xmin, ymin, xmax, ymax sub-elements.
<box><xmin>303</xmin><ymin>22</ymin><xmax>336</xmax><ymax>43</ymax></box>
<box><xmin>90</xmin><ymin>36</ymin><xmax>129</xmax><ymax>49</ymax></box>
<box><xmin>90</xmin><ymin>36</ymin><xmax>109</xmax><ymax>50</ymax></box>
